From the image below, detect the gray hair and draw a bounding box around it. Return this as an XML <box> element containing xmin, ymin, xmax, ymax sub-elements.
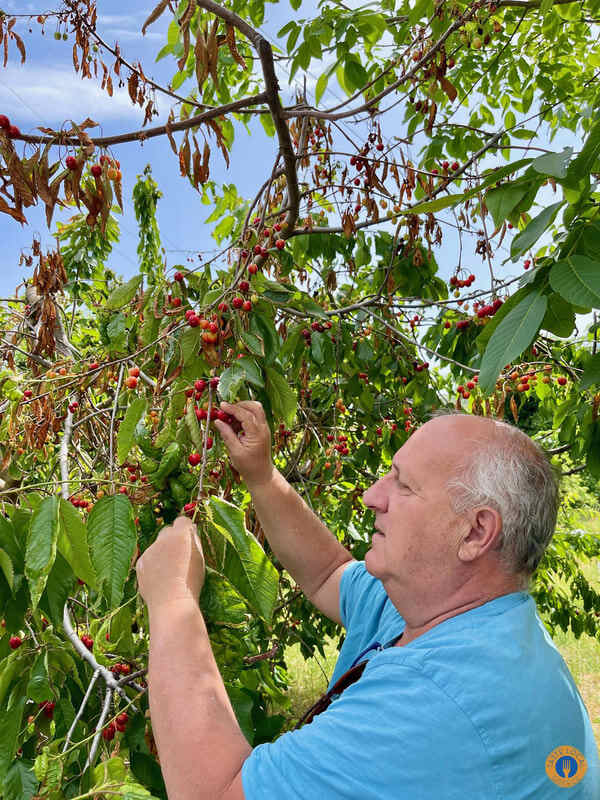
<box><xmin>428</xmin><ymin>409</ymin><xmax>561</xmax><ymax>590</ymax></box>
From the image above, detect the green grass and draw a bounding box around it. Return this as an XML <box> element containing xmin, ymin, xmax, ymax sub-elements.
<box><xmin>274</xmin><ymin>559</ymin><xmax>600</xmax><ymax>748</ymax></box>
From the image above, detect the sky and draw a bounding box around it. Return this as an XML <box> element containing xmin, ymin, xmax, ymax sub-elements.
<box><xmin>0</xmin><ymin>0</ymin><xmax>585</xmax><ymax>322</ymax></box>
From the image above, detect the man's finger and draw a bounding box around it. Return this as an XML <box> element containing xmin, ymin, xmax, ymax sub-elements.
<box><xmin>214</xmin><ymin>419</ymin><xmax>243</xmax><ymax>453</ymax></box>
<box><xmin>220</xmin><ymin>400</ymin><xmax>263</xmax><ymax>427</ymax></box>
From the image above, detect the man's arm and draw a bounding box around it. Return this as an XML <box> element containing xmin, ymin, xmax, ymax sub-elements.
<box><xmin>147</xmin><ymin>597</ymin><xmax>251</xmax><ymax>800</ymax></box>
<box><xmin>216</xmin><ymin>402</ymin><xmax>354</xmax><ymax>624</ymax></box>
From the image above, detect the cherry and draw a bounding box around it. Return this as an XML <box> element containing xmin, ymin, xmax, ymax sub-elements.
<box><xmin>218</xmin><ymin>302</ymin><xmax>228</xmax><ymax>312</ymax></box>
<box><xmin>442</xmin><ymin>161</ymin><xmax>449</xmax><ymax>170</ymax></box>
<box><xmin>239</xmin><ymin>280</ymin><xmax>250</xmax><ymax>292</ymax></box>
<box><xmin>451</xmin><ymin>161</ymin><xmax>459</xmax><ymax>171</ymax></box>
<box><xmin>174</xmin><ymin>271</ymin><xmax>184</xmax><ymax>282</ymax></box>
<box><xmin>8</xmin><ymin>125</ymin><xmax>20</xmax><ymax>139</ymax></box>
<box><xmin>232</xmin><ymin>297</ymin><xmax>244</xmax><ymax>309</ymax></box>
<box><xmin>189</xmin><ymin>453</ymin><xmax>202</xmax><ymax>466</ymax></box>
<box><xmin>194</xmin><ymin>379</ymin><xmax>207</xmax><ymax>392</ymax></box>
<box><xmin>102</xmin><ymin>722</ymin><xmax>116</xmax><ymax>741</ymax></box>
<box><xmin>128</xmin><ymin>367</ymin><xmax>140</xmax><ymax>377</ymax></box>
<box><xmin>9</xmin><ymin>636</ymin><xmax>22</xmax><ymax>649</ymax></box>
<box><xmin>248</xmin><ymin>263</ymin><xmax>258</xmax><ymax>275</ymax></box>
<box><xmin>125</xmin><ymin>376</ymin><xmax>138</xmax><ymax>389</ymax></box>
<box><xmin>188</xmin><ymin>315</ymin><xmax>200</xmax><ymax>327</ymax></box>
<box><xmin>23</xmin><ymin>390</ymin><xmax>33</xmax><ymax>399</ymax></box>
<box><xmin>253</xmin><ymin>244</ymin><xmax>262</xmax><ymax>255</ymax></box>
<box><xmin>209</xmin><ymin>377</ymin><xmax>219</xmax><ymax>389</ymax></box>
<box><xmin>171</xmin><ymin>297</ymin><xmax>182</xmax><ymax>307</ymax></box>
<box><xmin>557</xmin><ymin>376</ymin><xmax>567</xmax><ymax>386</ymax></box>
<box><xmin>0</xmin><ymin>115</ymin><xmax>9</xmax><ymax>129</ymax></box>
<box><xmin>116</xmin><ymin>712</ymin><xmax>129</xmax><ymax>732</ymax></box>
<box><xmin>66</xmin><ymin>156</ymin><xmax>77</xmax><ymax>171</ymax></box>
<box><xmin>275</xmin><ymin>239</ymin><xmax>285</xmax><ymax>250</ymax></box>
<box><xmin>91</xmin><ymin>164</ymin><xmax>102</xmax><ymax>178</ymax></box>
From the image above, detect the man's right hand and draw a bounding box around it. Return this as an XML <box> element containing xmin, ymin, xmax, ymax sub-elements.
<box><xmin>214</xmin><ymin>401</ymin><xmax>274</xmax><ymax>489</ymax></box>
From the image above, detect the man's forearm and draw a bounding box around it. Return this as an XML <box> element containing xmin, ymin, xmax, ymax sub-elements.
<box><xmin>147</xmin><ymin>598</ymin><xmax>252</xmax><ymax>800</ymax></box>
<box><xmin>249</xmin><ymin>468</ymin><xmax>353</xmax><ymax>598</ymax></box>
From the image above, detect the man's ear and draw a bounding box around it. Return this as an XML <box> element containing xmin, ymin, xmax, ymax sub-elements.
<box><xmin>458</xmin><ymin>507</ymin><xmax>503</xmax><ymax>563</ymax></box>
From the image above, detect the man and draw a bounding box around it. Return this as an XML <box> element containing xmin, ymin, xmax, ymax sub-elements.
<box><xmin>136</xmin><ymin>402</ymin><xmax>599</xmax><ymax>800</ymax></box>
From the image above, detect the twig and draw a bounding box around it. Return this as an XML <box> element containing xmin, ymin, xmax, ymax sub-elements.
<box><xmin>109</xmin><ymin>363</ymin><xmax>125</xmax><ymax>484</ymax></box>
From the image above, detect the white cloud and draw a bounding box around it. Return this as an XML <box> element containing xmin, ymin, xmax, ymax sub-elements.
<box><xmin>101</xmin><ymin>27</ymin><xmax>163</xmax><ymax>41</ymax></box>
<box><xmin>0</xmin><ymin>64</ymin><xmax>151</xmax><ymax>125</ymax></box>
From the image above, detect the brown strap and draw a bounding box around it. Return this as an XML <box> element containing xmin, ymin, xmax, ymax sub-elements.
<box><xmin>294</xmin><ymin>660</ymin><xmax>368</xmax><ymax>730</ymax></box>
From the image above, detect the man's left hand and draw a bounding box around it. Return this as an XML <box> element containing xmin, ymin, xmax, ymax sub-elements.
<box><xmin>136</xmin><ymin>516</ymin><xmax>205</xmax><ymax>609</ymax></box>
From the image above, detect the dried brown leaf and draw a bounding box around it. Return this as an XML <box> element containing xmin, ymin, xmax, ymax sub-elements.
<box><xmin>226</xmin><ymin>23</ymin><xmax>246</xmax><ymax>69</ymax></box>
<box><xmin>207</xmin><ymin>19</ymin><xmax>219</xmax><ymax>86</ymax></box>
<box><xmin>106</xmin><ymin>75</ymin><xmax>113</xmax><ymax>97</ymax></box>
<box><xmin>72</xmin><ymin>43</ymin><xmax>80</xmax><ymax>73</ymax></box>
<box><xmin>195</xmin><ymin>28</ymin><xmax>208</xmax><ymax>90</ymax></box>
<box><xmin>165</xmin><ymin>112</ymin><xmax>178</xmax><ymax>155</ymax></box>
<box><xmin>142</xmin><ymin>0</ymin><xmax>170</xmax><ymax>35</ymax></box>
<box><xmin>0</xmin><ymin>194</ymin><xmax>26</xmax><ymax>224</ymax></box>
<box><xmin>439</xmin><ymin>76</ymin><xmax>457</xmax><ymax>102</ymax></box>
<box><xmin>128</xmin><ymin>71</ymin><xmax>139</xmax><ymax>104</ymax></box>
<box><xmin>12</xmin><ymin>31</ymin><xmax>26</xmax><ymax>64</ymax></box>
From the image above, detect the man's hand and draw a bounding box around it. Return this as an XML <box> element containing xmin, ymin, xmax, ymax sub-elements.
<box><xmin>136</xmin><ymin>516</ymin><xmax>205</xmax><ymax>609</ymax></box>
<box><xmin>214</xmin><ymin>400</ymin><xmax>274</xmax><ymax>489</ymax></box>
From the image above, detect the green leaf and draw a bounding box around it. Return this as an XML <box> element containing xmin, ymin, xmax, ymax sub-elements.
<box><xmin>218</xmin><ymin>362</ymin><xmax>246</xmax><ymax>403</ymax></box>
<box><xmin>87</xmin><ymin>496</ymin><xmax>136</xmax><ymax>607</ymax></box>
<box><xmin>549</xmin><ymin>256</ymin><xmax>600</xmax><ymax>308</ymax></box>
<box><xmin>265</xmin><ymin>367</ymin><xmax>296</xmax><ymax>426</ymax></box>
<box><xmin>585</xmin><ymin>422</ymin><xmax>600</xmax><ymax>478</ymax></box>
<box><xmin>344</xmin><ymin>57</ymin><xmax>368</xmax><ymax>92</ymax></box>
<box><xmin>57</xmin><ymin>498</ymin><xmax>98</xmax><ymax>590</ymax></box>
<box><xmin>117</xmin><ymin>397</ymin><xmax>147</xmax><ymax>465</ymax></box>
<box><xmin>0</xmin><ymin>694</ymin><xmax>26</xmax><ymax>784</ymax></box>
<box><xmin>199</xmin><ymin>567</ymin><xmax>247</xmax><ymax>627</ymax></box>
<box><xmin>315</xmin><ymin>72</ymin><xmax>329</xmax><ymax>105</ymax></box>
<box><xmin>485</xmin><ymin>184</ymin><xmax>529</xmax><ymax>228</ymax></box>
<box><xmin>105</xmin><ymin>275</ymin><xmax>143</xmax><ymax>311</ymax></box>
<box><xmin>479</xmin><ymin>290</ymin><xmax>548</xmax><ymax>393</ymax></box>
<box><xmin>405</xmin><ymin>193</ymin><xmax>465</xmax><ymax>215</ymax></box>
<box><xmin>41</xmin><ymin>552</ymin><xmax>77</xmax><ymax>629</ymax></box>
<box><xmin>2</xmin><ymin>759</ymin><xmax>39</xmax><ymax>800</ymax></box>
<box><xmin>0</xmin><ymin>549</ymin><xmax>13</xmax><ymax>592</ymax></box>
<box><xmin>185</xmin><ymin>401</ymin><xmax>204</xmax><ymax>451</ymax></box>
<box><xmin>581</xmin><ymin>353</ymin><xmax>600</xmax><ymax>389</ymax></box>
<box><xmin>541</xmin><ymin>294</ymin><xmax>575</xmax><ymax>338</ymax></box>
<box><xmin>531</xmin><ymin>148</ymin><xmax>573</xmax><ymax>179</ymax></box>
<box><xmin>565</xmin><ymin>118</ymin><xmax>600</xmax><ymax>185</ymax></box>
<box><xmin>409</xmin><ymin>0</ymin><xmax>433</xmax><ymax>25</ymax></box>
<box><xmin>25</xmin><ymin>496</ymin><xmax>59</xmax><ymax>611</ymax></box>
<box><xmin>179</xmin><ymin>326</ymin><xmax>202</xmax><ymax>364</ymax></box>
<box><xmin>26</xmin><ymin>653</ymin><xmax>51</xmax><ymax>703</ymax></box>
<box><xmin>510</xmin><ymin>201</ymin><xmax>563</xmax><ymax>261</ymax></box>
<box><xmin>209</xmin><ymin>498</ymin><xmax>279</xmax><ymax>623</ymax></box>
<box><xmin>240</xmin><ymin>331</ymin><xmax>264</xmax><ymax>358</ymax></box>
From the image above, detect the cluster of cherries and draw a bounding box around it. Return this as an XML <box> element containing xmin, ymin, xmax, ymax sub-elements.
<box><xmin>80</xmin><ymin>634</ymin><xmax>94</xmax><ymax>651</ymax></box>
<box><xmin>0</xmin><ymin>114</ymin><xmax>21</xmax><ymax>139</ymax></box>
<box><xmin>301</xmin><ymin>320</ymin><xmax>333</xmax><ymax>345</ymax></box>
<box><xmin>449</xmin><ymin>274</ymin><xmax>475</xmax><ymax>289</ymax></box>
<box><xmin>475</xmin><ymin>297</ymin><xmax>503</xmax><ymax>318</ymax></box>
<box><xmin>457</xmin><ymin>376</ymin><xmax>479</xmax><ymax>399</ymax></box>
<box><xmin>102</xmin><ymin>712</ymin><xmax>129</xmax><ymax>741</ymax></box>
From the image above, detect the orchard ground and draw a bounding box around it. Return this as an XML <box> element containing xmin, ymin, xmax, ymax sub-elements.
<box><xmin>274</xmin><ymin>512</ymin><xmax>600</xmax><ymax>751</ymax></box>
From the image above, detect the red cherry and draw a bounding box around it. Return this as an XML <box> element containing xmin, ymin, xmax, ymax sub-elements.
<box><xmin>218</xmin><ymin>302</ymin><xmax>228</xmax><ymax>312</ymax></box>
<box><xmin>248</xmin><ymin>263</ymin><xmax>258</xmax><ymax>275</ymax></box>
<box><xmin>253</xmin><ymin>244</ymin><xmax>262</xmax><ymax>255</ymax></box>
<box><xmin>239</xmin><ymin>280</ymin><xmax>250</xmax><ymax>292</ymax></box>
<box><xmin>274</xmin><ymin>223</ymin><xmax>282</xmax><ymax>232</ymax></box>
<box><xmin>275</xmin><ymin>239</ymin><xmax>285</xmax><ymax>250</ymax></box>
<box><xmin>91</xmin><ymin>164</ymin><xmax>102</xmax><ymax>178</ymax></box>
<box><xmin>195</xmin><ymin>407</ymin><xmax>207</xmax><ymax>420</ymax></box>
<box><xmin>128</xmin><ymin>366</ymin><xmax>140</xmax><ymax>377</ymax></box>
<box><xmin>451</xmin><ymin>161</ymin><xmax>459</xmax><ymax>170</ymax></box>
<box><xmin>0</xmin><ymin>115</ymin><xmax>9</xmax><ymax>129</ymax></box>
<box><xmin>209</xmin><ymin>377</ymin><xmax>219</xmax><ymax>389</ymax></box>
<box><xmin>188</xmin><ymin>315</ymin><xmax>200</xmax><ymax>327</ymax></box>
<box><xmin>232</xmin><ymin>297</ymin><xmax>243</xmax><ymax>309</ymax></box>
<box><xmin>171</xmin><ymin>296</ymin><xmax>182</xmax><ymax>307</ymax></box>
<box><xmin>102</xmin><ymin>722</ymin><xmax>116</xmax><ymax>741</ymax></box>
<box><xmin>174</xmin><ymin>271</ymin><xmax>184</xmax><ymax>282</ymax></box>
<box><xmin>194</xmin><ymin>379</ymin><xmax>207</xmax><ymax>392</ymax></box>
<box><xmin>66</xmin><ymin>156</ymin><xmax>77</xmax><ymax>170</ymax></box>
<box><xmin>23</xmin><ymin>390</ymin><xmax>33</xmax><ymax>399</ymax></box>
<box><xmin>442</xmin><ymin>161</ymin><xmax>449</xmax><ymax>170</ymax></box>
<box><xmin>557</xmin><ymin>376</ymin><xmax>567</xmax><ymax>386</ymax></box>
<box><xmin>7</xmin><ymin>125</ymin><xmax>20</xmax><ymax>139</ymax></box>
<box><xmin>242</xmin><ymin>300</ymin><xmax>252</xmax><ymax>311</ymax></box>
<box><xmin>188</xmin><ymin>453</ymin><xmax>202</xmax><ymax>466</ymax></box>
<box><xmin>206</xmin><ymin>436</ymin><xmax>213</xmax><ymax>450</ymax></box>
<box><xmin>9</xmin><ymin>636</ymin><xmax>22</xmax><ymax>649</ymax></box>
<box><xmin>125</xmin><ymin>376</ymin><xmax>138</xmax><ymax>389</ymax></box>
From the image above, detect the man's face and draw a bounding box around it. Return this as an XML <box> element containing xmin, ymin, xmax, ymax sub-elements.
<box><xmin>361</xmin><ymin>417</ymin><xmax>472</xmax><ymax>596</ymax></box>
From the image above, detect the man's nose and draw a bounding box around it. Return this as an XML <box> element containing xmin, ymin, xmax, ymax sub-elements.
<box><xmin>362</xmin><ymin>478</ymin><xmax>387</xmax><ymax>511</ymax></box>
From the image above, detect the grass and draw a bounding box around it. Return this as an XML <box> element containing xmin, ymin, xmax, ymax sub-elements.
<box><xmin>273</xmin><ymin>557</ymin><xmax>600</xmax><ymax>751</ymax></box>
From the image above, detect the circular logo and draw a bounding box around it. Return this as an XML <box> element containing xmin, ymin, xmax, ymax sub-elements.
<box><xmin>546</xmin><ymin>746</ymin><xmax>588</xmax><ymax>787</ymax></box>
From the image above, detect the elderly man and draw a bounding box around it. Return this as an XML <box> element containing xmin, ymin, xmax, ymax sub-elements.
<box><xmin>136</xmin><ymin>402</ymin><xmax>599</xmax><ymax>800</ymax></box>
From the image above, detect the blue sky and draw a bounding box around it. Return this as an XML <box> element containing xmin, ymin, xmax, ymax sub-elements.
<box><xmin>0</xmin><ymin>0</ymin><xmax>583</xmax><ymax>312</ymax></box>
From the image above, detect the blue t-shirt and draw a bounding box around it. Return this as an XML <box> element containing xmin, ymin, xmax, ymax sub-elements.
<box><xmin>242</xmin><ymin>561</ymin><xmax>599</xmax><ymax>798</ymax></box>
